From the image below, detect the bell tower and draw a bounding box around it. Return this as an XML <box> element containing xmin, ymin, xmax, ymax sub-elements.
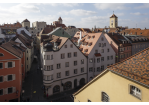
<box><xmin>110</xmin><ymin>11</ymin><xmax>118</xmax><ymax>28</ymax></box>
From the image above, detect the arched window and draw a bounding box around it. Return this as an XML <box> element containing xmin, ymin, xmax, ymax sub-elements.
<box><xmin>101</xmin><ymin>92</ymin><xmax>109</xmax><ymax>102</ymax></box>
<box><xmin>130</xmin><ymin>85</ymin><xmax>141</xmax><ymax>99</ymax></box>
<box><xmin>53</xmin><ymin>85</ymin><xmax>60</xmax><ymax>94</ymax></box>
<box><xmin>0</xmin><ymin>53</ymin><xmax>4</xmax><ymax>57</ymax></box>
<box><xmin>63</xmin><ymin>81</ymin><xmax>72</xmax><ymax>91</ymax></box>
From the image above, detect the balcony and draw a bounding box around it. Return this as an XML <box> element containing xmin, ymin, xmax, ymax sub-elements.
<box><xmin>43</xmin><ymin>69</ymin><xmax>54</xmax><ymax>75</ymax></box>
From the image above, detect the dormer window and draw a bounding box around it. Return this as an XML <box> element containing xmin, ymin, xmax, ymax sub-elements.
<box><xmin>0</xmin><ymin>53</ymin><xmax>4</xmax><ymax>57</ymax></box>
<box><xmin>88</xmin><ymin>42</ymin><xmax>92</xmax><ymax>46</ymax></box>
<box><xmin>92</xmin><ymin>36</ymin><xmax>95</xmax><ymax>39</ymax></box>
<box><xmin>140</xmin><ymin>33</ymin><xmax>142</xmax><ymax>34</ymax></box>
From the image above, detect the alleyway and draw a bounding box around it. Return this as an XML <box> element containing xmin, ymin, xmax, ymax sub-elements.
<box><xmin>22</xmin><ymin>48</ymin><xmax>80</xmax><ymax>102</ymax></box>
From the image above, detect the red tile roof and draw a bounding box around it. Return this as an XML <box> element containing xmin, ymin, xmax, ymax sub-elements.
<box><xmin>108</xmin><ymin>47</ymin><xmax>149</xmax><ymax>87</ymax></box>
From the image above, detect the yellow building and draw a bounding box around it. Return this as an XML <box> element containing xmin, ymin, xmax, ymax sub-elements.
<box><xmin>73</xmin><ymin>47</ymin><xmax>149</xmax><ymax>102</ymax></box>
<box><xmin>110</xmin><ymin>13</ymin><xmax>118</xmax><ymax>28</ymax></box>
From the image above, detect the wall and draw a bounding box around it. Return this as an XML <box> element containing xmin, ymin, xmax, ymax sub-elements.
<box><xmin>42</xmin><ymin>39</ymin><xmax>87</xmax><ymax>96</ymax></box>
<box><xmin>87</xmin><ymin>33</ymin><xmax>115</xmax><ymax>81</ymax></box>
<box><xmin>0</xmin><ymin>47</ymin><xmax>22</xmax><ymax>102</ymax></box>
<box><xmin>74</xmin><ymin>71</ymin><xmax>149</xmax><ymax>102</ymax></box>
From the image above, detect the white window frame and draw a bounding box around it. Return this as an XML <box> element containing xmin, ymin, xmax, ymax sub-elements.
<box><xmin>81</xmin><ymin>68</ymin><xmax>84</xmax><ymax>73</ymax></box>
<box><xmin>68</xmin><ymin>53</ymin><xmax>71</xmax><ymax>58</ymax></box>
<box><xmin>97</xmin><ymin>58</ymin><xmax>100</xmax><ymax>63</ymax></box>
<box><xmin>65</xmin><ymin>62</ymin><xmax>69</xmax><ymax>67</ymax></box>
<box><xmin>81</xmin><ymin>59</ymin><xmax>84</xmax><ymax>64</ymax></box>
<box><xmin>129</xmin><ymin>84</ymin><xmax>141</xmax><ymax>100</ymax></box>
<box><xmin>61</xmin><ymin>53</ymin><xmax>65</xmax><ymax>59</ymax></box>
<box><xmin>0</xmin><ymin>53</ymin><xmax>4</xmax><ymax>57</ymax></box>
<box><xmin>57</xmin><ymin>64</ymin><xmax>61</xmax><ymax>69</ymax></box>
<box><xmin>57</xmin><ymin>73</ymin><xmax>61</xmax><ymax>78</ymax></box>
<box><xmin>89</xmin><ymin>67</ymin><xmax>93</xmax><ymax>72</ymax></box>
<box><xmin>74</xmin><ymin>61</ymin><xmax>77</xmax><ymax>66</ymax></box>
<box><xmin>74</xmin><ymin>69</ymin><xmax>77</xmax><ymax>74</ymax></box>
<box><xmin>101</xmin><ymin>91</ymin><xmax>110</xmax><ymax>102</ymax></box>
<box><xmin>65</xmin><ymin>71</ymin><xmax>69</xmax><ymax>76</ymax></box>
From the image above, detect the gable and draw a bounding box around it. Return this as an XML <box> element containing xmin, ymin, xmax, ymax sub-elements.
<box><xmin>0</xmin><ymin>47</ymin><xmax>19</xmax><ymax>60</ymax></box>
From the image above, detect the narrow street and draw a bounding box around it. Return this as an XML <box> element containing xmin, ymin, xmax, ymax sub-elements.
<box><xmin>21</xmin><ymin>48</ymin><xmax>80</xmax><ymax>102</ymax></box>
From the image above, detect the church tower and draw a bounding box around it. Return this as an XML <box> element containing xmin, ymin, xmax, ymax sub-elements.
<box><xmin>110</xmin><ymin>12</ymin><xmax>118</xmax><ymax>28</ymax></box>
<box><xmin>58</xmin><ymin>17</ymin><xmax>62</xmax><ymax>24</ymax></box>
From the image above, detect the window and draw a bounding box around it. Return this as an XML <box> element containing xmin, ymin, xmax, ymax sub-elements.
<box><xmin>57</xmin><ymin>73</ymin><xmax>61</xmax><ymax>78</ymax></box>
<box><xmin>0</xmin><ymin>53</ymin><xmax>4</xmax><ymax>56</ymax></box>
<box><xmin>88</xmin><ymin>99</ymin><xmax>91</xmax><ymax>102</ymax></box>
<box><xmin>95</xmin><ymin>59</ymin><xmax>99</xmax><ymax>64</ymax></box>
<box><xmin>74</xmin><ymin>69</ymin><xmax>77</xmax><ymax>74</ymax></box>
<box><xmin>107</xmin><ymin>56</ymin><xmax>109</xmax><ymax>60</ymax></box>
<box><xmin>70</xmin><ymin>44</ymin><xmax>73</xmax><ymax>48</ymax></box>
<box><xmin>101</xmin><ymin>49</ymin><xmax>104</xmax><ymax>53</ymax></box>
<box><xmin>89</xmin><ymin>58</ymin><xmax>93</xmax><ymax>63</ymax></box>
<box><xmin>61</xmin><ymin>54</ymin><xmax>65</xmax><ymax>59</ymax></box>
<box><xmin>65</xmin><ymin>45</ymin><xmax>67</xmax><ymax>48</ymax></box>
<box><xmin>111</xmin><ymin>55</ymin><xmax>113</xmax><ymax>60</ymax></box>
<box><xmin>130</xmin><ymin>85</ymin><xmax>141</xmax><ymax>99</ymax></box>
<box><xmin>65</xmin><ymin>62</ymin><xmax>69</xmax><ymax>67</ymax></box>
<box><xmin>89</xmin><ymin>68</ymin><xmax>93</xmax><ymax>72</ymax></box>
<box><xmin>74</xmin><ymin>52</ymin><xmax>77</xmax><ymax>57</ymax></box>
<box><xmin>65</xmin><ymin>71</ymin><xmax>69</xmax><ymax>76</ymax></box>
<box><xmin>47</xmin><ymin>66</ymin><xmax>50</xmax><ymax>71</ymax></box>
<box><xmin>8</xmin><ymin>62</ymin><xmax>12</xmax><ymax>68</ymax></box>
<box><xmin>95</xmin><ymin>50</ymin><xmax>98</xmax><ymax>53</ymax></box>
<box><xmin>47</xmin><ymin>75</ymin><xmax>53</xmax><ymax>81</ymax></box>
<box><xmin>107</xmin><ymin>49</ymin><xmax>109</xmax><ymax>52</ymax></box>
<box><xmin>8</xmin><ymin>75</ymin><xmax>13</xmax><ymax>81</ymax></box>
<box><xmin>8</xmin><ymin>87</ymin><xmax>13</xmax><ymax>94</ymax></box>
<box><xmin>81</xmin><ymin>59</ymin><xmax>84</xmax><ymax>64</ymax></box>
<box><xmin>0</xmin><ymin>76</ymin><xmax>3</xmax><ymax>82</ymax></box>
<box><xmin>101</xmin><ymin>65</ymin><xmax>104</xmax><ymax>71</ymax></box>
<box><xmin>97</xmin><ymin>67</ymin><xmax>100</xmax><ymax>72</ymax></box>
<box><xmin>68</xmin><ymin>53</ymin><xmax>71</xmax><ymax>58</ymax></box>
<box><xmin>57</xmin><ymin>64</ymin><xmax>61</xmax><ymax>69</ymax></box>
<box><xmin>51</xmin><ymin>55</ymin><xmax>53</xmax><ymax>60</ymax></box>
<box><xmin>47</xmin><ymin>55</ymin><xmax>50</xmax><ymax>60</ymax></box>
<box><xmin>101</xmin><ymin>57</ymin><xmax>104</xmax><ymax>61</ymax></box>
<box><xmin>0</xmin><ymin>63</ymin><xmax>3</xmax><ymax>69</ymax></box>
<box><xmin>101</xmin><ymin>92</ymin><xmax>109</xmax><ymax>102</ymax></box>
<box><xmin>104</xmin><ymin>43</ymin><xmax>106</xmax><ymax>47</ymax></box>
<box><xmin>44</xmin><ymin>55</ymin><xmax>46</xmax><ymax>60</ymax></box>
<box><xmin>27</xmin><ymin>57</ymin><xmax>28</xmax><ymax>60</ymax></box>
<box><xmin>81</xmin><ymin>68</ymin><xmax>84</xmax><ymax>73</ymax></box>
<box><xmin>74</xmin><ymin>61</ymin><xmax>77</xmax><ymax>66</ymax></box>
<box><xmin>101</xmin><ymin>37</ymin><xmax>104</xmax><ymax>41</ymax></box>
<box><xmin>0</xmin><ymin>89</ymin><xmax>3</xmax><ymax>95</ymax></box>
<box><xmin>99</xmin><ymin>43</ymin><xmax>101</xmax><ymax>47</ymax></box>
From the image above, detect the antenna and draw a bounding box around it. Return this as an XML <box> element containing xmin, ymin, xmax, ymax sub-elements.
<box><xmin>136</xmin><ymin>24</ymin><xmax>137</xmax><ymax>28</ymax></box>
<box><xmin>113</xmin><ymin>11</ymin><xmax>114</xmax><ymax>14</ymax></box>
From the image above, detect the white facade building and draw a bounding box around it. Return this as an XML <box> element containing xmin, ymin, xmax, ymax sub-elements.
<box><xmin>73</xmin><ymin>31</ymin><xmax>116</xmax><ymax>81</ymax></box>
<box><xmin>40</xmin><ymin>35</ymin><xmax>87</xmax><ymax>96</ymax></box>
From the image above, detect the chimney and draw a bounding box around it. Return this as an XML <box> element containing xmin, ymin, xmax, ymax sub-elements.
<box><xmin>80</xmin><ymin>31</ymin><xmax>82</xmax><ymax>40</ymax></box>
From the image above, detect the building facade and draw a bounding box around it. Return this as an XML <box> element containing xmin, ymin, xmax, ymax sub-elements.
<box><xmin>73</xmin><ymin>31</ymin><xmax>115</xmax><ymax>81</ymax></box>
<box><xmin>105</xmin><ymin>33</ymin><xmax>132</xmax><ymax>63</ymax></box>
<box><xmin>40</xmin><ymin>35</ymin><xmax>87</xmax><ymax>96</ymax></box>
<box><xmin>123</xmin><ymin>35</ymin><xmax>149</xmax><ymax>55</ymax></box>
<box><xmin>73</xmin><ymin>47</ymin><xmax>149</xmax><ymax>102</ymax></box>
<box><xmin>0</xmin><ymin>41</ymin><xmax>25</xmax><ymax>102</ymax></box>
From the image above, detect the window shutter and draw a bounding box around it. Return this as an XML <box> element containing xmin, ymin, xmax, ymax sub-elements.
<box><xmin>4</xmin><ymin>88</ymin><xmax>8</xmax><ymax>94</ymax></box>
<box><xmin>13</xmin><ymin>61</ymin><xmax>15</xmax><ymax>67</ymax></box>
<box><xmin>4</xmin><ymin>76</ymin><xmax>7</xmax><ymax>81</ymax></box>
<box><xmin>5</xmin><ymin>62</ymin><xmax>8</xmax><ymax>68</ymax></box>
<box><xmin>13</xmin><ymin>87</ymin><xmax>16</xmax><ymax>93</ymax></box>
<box><xmin>13</xmin><ymin>74</ymin><xmax>16</xmax><ymax>80</ymax></box>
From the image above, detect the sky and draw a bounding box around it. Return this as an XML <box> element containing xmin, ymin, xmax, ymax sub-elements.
<box><xmin>0</xmin><ymin>3</ymin><xmax>149</xmax><ymax>29</ymax></box>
